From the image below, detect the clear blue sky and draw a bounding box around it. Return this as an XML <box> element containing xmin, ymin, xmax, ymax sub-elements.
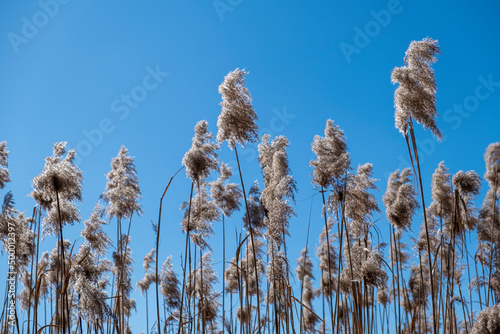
<box><xmin>1</xmin><ymin>0</ymin><xmax>499</xmax><ymax>332</ymax></box>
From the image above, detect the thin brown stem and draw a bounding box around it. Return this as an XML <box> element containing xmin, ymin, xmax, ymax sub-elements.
<box><xmin>156</xmin><ymin>166</ymin><xmax>183</xmax><ymax>334</ymax></box>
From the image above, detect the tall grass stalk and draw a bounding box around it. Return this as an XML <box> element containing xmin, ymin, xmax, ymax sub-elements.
<box><xmin>156</xmin><ymin>166</ymin><xmax>183</xmax><ymax>334</ymax></box>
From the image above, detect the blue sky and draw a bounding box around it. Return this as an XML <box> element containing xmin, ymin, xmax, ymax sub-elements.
<box><xmin>0</xmin><ymin>0</ymin><xmax>499</xmax><ymax>332</ymax></box>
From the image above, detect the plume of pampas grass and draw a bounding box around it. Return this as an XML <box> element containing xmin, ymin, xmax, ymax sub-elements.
<box><xmin>180</xmin><ymin>184</ymin><xmax>220</xmax><ymax>250</ymax></box>
<box><xmin>81</xmin><ymin>202</ymin><xmax>111</xmax><ymax>256</ymax></box>
<box><xmin>343</xmin><ymin>163</ymin><xmax>380</xmax><ymax>239</ymax></box>
<box><xmin>310</xmin><ymin>119</ymin><xmax>350</xmax><ymax>190</ymax></box>
<box><xmin>0</xmin><ymin>194</ymin><xmax>35</xmax><ymax>271</ymax></box>
<box><xmin>296</xmin><ymin>247</ymin><xmax>319</xmax><ymax>333</ymax></box>
<box><xmin>112</xmin><ymin>234</ymin><xmax>136</xmax><ymax>331</ymax></box>
<box><xmin>72</xmin><ymin>243</ymin><xmax>112</xmax><ymax>325</ymax></box>
<box><xmin>428</xmin><ymin>161</ymin><xmax>454</xmax><ymax>222</ymax></box>
<box><xmin>186</xmin><ymin>252</ymin><xmax>220</xmax><ymax>324</ymax></box>
<box><xmin>160</xmin><ymin>256</ymin><xmax>181</xmax><ymax>310</ymax></box>
<box><xmin>216</xmin><ymin>68</ymin><xmax>258</xmax><ymax>149</ymax></box>
<box><xmin>103</xmin><ymin>145</ymin><xmax>142</xmax><ymax>220</ymax></box>
<box><xmin>0</xmin><ymin>141</ymin><xmax>10</xmax><ymax>189</ymax></box>
<box><xmin>471</xmin><ymin>304</ymin><xmax>500</xmax><ymax>334</ymax></box>
<box><xmin>224</xmin><ymin>257</ymin><xmax>240</xmax><ymax>294</ymax></box>
<box><xmin>242</xmin><ymin>181</ymin><xmax>266</xmax><ymax>231</ymax></box>
<box><xmin>383</xmin><ymin>168</ymin><xmax>419</xmax><ymax>231</ymax></box>
<box><xmin>241</xmin><ymin>230</ymin><xmax>265</xmax><ymax>296</ymax></box>
<box><xmin>484</xmin><ymin>143</ymin><xmax>500</xmax><ymax>197</ymax></box>
<box><xmin>137</xmin><ymin>249</ymin><xmax>157</xmax><ymax>294</ymax></box>
<box><xmin>183</xmin><ymin>120</ymin><xmax>219</xmax><ymax>184</ymax></box>
<box><xmin>258</xmin><ymin>134</ymin><xmax>296</xmax><ymax>247</ymax></box>
<box><xmin>478</xmin><ymin>189</ymin><xmax>500</xmax><ymax>244</ymax></box>
<box><xmin>258</xmin><ymin>134</ymin><xmax>296</xmax><ymax>327</ymax></box>
<box><xmin>452</xmin><ymin>170</ymin><xmax>481</xmax><ymax>232</ymax></box>
<box><xmin>209</xmin><ymin>162</ymin><xmax>242</xmax><ymax>218</ymax></box>
<box><xmin>316</xmin><ymin>218</ymin><xmax>337</xmax><ymax>296</ymax></box>
<box><xmin>391</xmin><ymin>38</ymin><xmax>441</xmax><ymax>139</ymax></box>
<box><xmin>31</xmin><ymin>142</ymin><xmax>83</xmax><ymax>236</ymax></box>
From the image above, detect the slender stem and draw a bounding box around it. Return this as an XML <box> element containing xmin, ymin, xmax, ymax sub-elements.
<box><xmin>177</xmin><ymin>182</ymin><xmax>195</xmax><ymax>334</ymax></box>
<box><xmin>407</xmin><ymin>119</ymin><xmax>437</xmax><ymax>334</ymax></box>
<box><xmin>234</xmin><ymin>146</ymin><xmax>262</xmax><ymax>333</ymax></box>
<box><xmin>320</xmin><ymin>187</ymin><xmax>336</xmax><ymax>332</ymax></box>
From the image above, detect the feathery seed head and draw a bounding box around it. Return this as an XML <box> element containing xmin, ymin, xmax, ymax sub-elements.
<box><xmin>183</xmin><ymin>120</ymin><xmax>219</xmax><ymax>183</ymax></box>
<box><xmin>242</xmin><ymin>181</ymin><xmax>266</xmax><ymax>230</ymax></box>
<box><xmin>471</xmin><ymin>304</ymin><xmax>500</xmax><ymax>334</ymax></box>
<box><xmin>452</xmin><ymin>170</ymin><xmax>481</xmax><ymax>198</ymax></box>
<box><xmin>180</xmin><ymin>184</ymin><xmax>220</xmax><ymax>249</ymax></box>
<box><xmin>31</xmin><ymin>142</ymin><xmax>83</xmax><ymax>236</ymax></box>
<box><xmin>478</xmin><ymin>189</ymin><xmax>500</xmax><ymax>243</ymax></box>
<box><xmin>343</xmin><ymin>163</ymin><xmax>380</xmax><ymax>237</ymax></box>
<box><xmin>81</xmin><ymin>202</ymin><xmax>111</xmax><ymax>256</ymax></box>
<box><xmin>377</xmin><ymin>287</ymin><xmax>389</xmax><ymax>306</ymax></box>
<box><xmin>160</xmin><ymin>256</ymin><xmax>181</xmax><ymax>309</ymax></box>
<box><xmin>258</xmin><ymin>135</ymin><xmax>296</xmax><ymax>246</ymax></box>
<box><xmin>383</xmin><ymin>168</ymin><xmax>419</xmax><ymax>230</ymax></box>
<box><xmin>428</xmin><ymin>161</ymin><xmax>454</xmax><ymax>221</ymax></box>
<box><xmin>296</xmin><ymin>247</ymin><xmax>314</xmax><ymax>282</ymax></box>
<box><xmin>484</xmin><ymin>143</ymin><xmax>500</xmax><ymax>196</ymax></box>
<box><xmin>310</xmin><ymin>119</ymin><xmax>351</xmax><ymax>189</ymax></box>
<box><xmin>209</xmin><ymin>162</ymin><xmax>242</xmax><ymax>218</ymax></box>
<box><xmin>102</xmin><ymin>146</ymin><xmax>142</xmax><ymax>220</ymax></box>
<box><xmin>217</xmin><ymin>68</ymin><xmax>258</xmax><ymax>149</ymax></box>
<box><xmin>0</xmin><ymin>141</ymin><xmax>10</xmax><ymax>189</ymax></box>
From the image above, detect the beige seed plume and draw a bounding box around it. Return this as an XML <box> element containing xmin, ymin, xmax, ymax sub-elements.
<box><xmin>102</xmin><ymin>145</ymin><xmax>142</xmax><ymax>220</ymax></box>
<box><xmin>258</xmin><ymin>134</ymin><xmax>296</xmax><ymax>247</ymax></box>
<box><xmin>31</xmin><ymin>142</ymin><xmax>83</xmax><ymax>237</ymax></box>
<box><xmin>316</xmin><ymin>218</ymin><xmax>337</xmax><ymax>296</ymax></box>
<box><xmin>81</xmin><ymin>202</ymin><xmax>111</xmax><ymax>256</ymax></box>
<box><xmin>180</xmin><ymin>184</ymin><xmax>220</xmax><ymax>250</ymax></box>
<box><xmin>428</xmin><ymin>161</ymin><xmax>453</xmax><ymax>221</ymax></box>
<box><xmin>383</xmin><ymin>168</ymin><xmax>419</xmax><ymax>230</ymax></box>
<box><xmin>471</xmin><ymin>304</ymin><xmax>500</xmax><ymax>334</ymax></box>
<box><xmin>478</xmin><ymin>189</ymin><xmax>500</xmax><ymax>244</ymax></box>
<box><xmin>452</xmin><ymin>170</ymin><xmax>481</xmax><ymax>231</ymax></box>
<box><xmin>296</xmin><ymin>247</ymin><xmax>319</xmax><ymax>332</ymax></box>
<box><xmin>343</xmin><ymin>163</ymin><xmax>380</xmax><ymax>238</ymax></box>
<box><xmin>0</xmin><ymin>141</ymin><xmax>10</xmax><ymax>189</ymax></box>
<box><xmin>182</xmin><ymin>120</ymin><xmax>219</xmax><ymax>184</ymax></box>
<box><xmin>137</xmin><ymin>249</ymin><xmax>156</xmax><ymax>294</ymax></box>
<box><xmin>484</xmin><ymin>142</ymin><xmax>500</xmax><ymax>196</ymax></box>
<box><xmin>310</xmin><ymin>119</ymin><xmax>350</xmax><ymax>189</ymax></box>
<box><xmin>159</xmin><ymin>256</ymin><xmax>181</xmax><ymax>310</ymax></box>
<box><xmin>392</xmin><ymin>38</ymin><xmax>441</xmax><ymax>139</ymax></box>
<box><xmin>217</xmin><ymin>68</ymin><xmax>258</xmax><ymax>149</ymax></box>
<box><xmin>209</xmin><ymin>162</ymin><xmax>242</xmax><ymax>218</ymax></box>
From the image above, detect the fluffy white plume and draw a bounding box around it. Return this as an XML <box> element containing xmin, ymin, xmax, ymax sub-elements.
<box><xmin>310</xmin><ymin>119</ymin><xmax>350</xmax><ymax>189</ymax></box>
<box><xmin>0</xmin><ymin>141</ymin><xmax>10</xmax><ymax>189</ymax></box>
<box><xmin>217</xmin><ymin>68</ymin><xmax>258</xmax><ymax>149</ymax></box>
<box><xmin>103</xmin><ymin>146</ymin><xmax>142</xmax><ymax>220</ymax></box>
<box><xmin>392</xmin><ymin>38</ymin><xmax>441</xmax><ymax>139</ymax></box>
<box><xmin>209</xmin><ymin>162</ymin><xmax>242</xmax><ymax>218</ymax></box>
<box><xmin>484</xmin><ymin>143</ymin><xmax>500</xmax><ymax>196</ymax></box>
<box><xmin>383</xmin><ymin>168</ymin><xmax>419</xmax><ymax>231</ymax></box>
<box><xmin>183</xmin><ymin>120</ymin><xmax>219</xmax><ymax>184</ymax></box>
<box><xmin>31</xmin><ymin>142</ymin><xmax>83</xmax><ymax>236</ymax></box>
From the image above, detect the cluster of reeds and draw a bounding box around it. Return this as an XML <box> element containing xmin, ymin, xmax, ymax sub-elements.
<box><xmin>1</xmin><ymin>38</ymin><xmax>499</xmax><ymax>334</ymax></box>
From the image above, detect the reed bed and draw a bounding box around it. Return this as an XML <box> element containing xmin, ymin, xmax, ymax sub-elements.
<box><xmin>0</xmin><ymin>38</ymin><xmax>499</xmax><ymax>334</ymax></box>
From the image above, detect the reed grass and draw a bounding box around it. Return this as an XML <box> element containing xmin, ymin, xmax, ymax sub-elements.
<box><xmin>1</xmin><ymin>40</ymin><xmax>499</xmax><ymax>334</ymax></box>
